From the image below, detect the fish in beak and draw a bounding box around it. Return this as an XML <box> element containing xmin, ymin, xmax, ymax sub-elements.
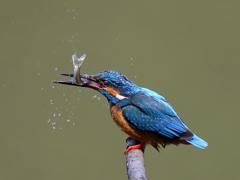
<box><xmin>52</xmin><ymin>73</ymin><xmax>104</xmax><ymax>90</ymax></box>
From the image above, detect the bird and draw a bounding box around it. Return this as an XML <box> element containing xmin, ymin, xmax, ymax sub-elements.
<box><xmin>53</xmin><ymin>70</ymin><xmax>208</xmax><ymax>154</ymax></box>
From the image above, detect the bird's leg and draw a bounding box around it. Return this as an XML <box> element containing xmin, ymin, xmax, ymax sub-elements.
<box><xmin>124</xmin><ymin>136</ymin><xmax>146</xmax><ymax>154</ymax></box>
<box><xmin>124</xmin><ymin>144</ymin><xmax>146</xmax><ymax>154</ymax></box>
<box><xmin>125</xmin><ymin>136</ymin><xmax>132</xmax><ymax>142</ymax></box>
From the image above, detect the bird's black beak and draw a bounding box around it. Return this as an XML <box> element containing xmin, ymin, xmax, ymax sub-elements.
<box><xmin>52</xmin><ymin>73</ymin><xmax>104</xmax><ymax>90</ymax></box>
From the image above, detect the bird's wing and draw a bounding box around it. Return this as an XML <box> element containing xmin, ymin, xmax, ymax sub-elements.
<box><xmin>121</xmin><ymin>92</ymin><xmax>191</xmax><ymax>139</ymax></box>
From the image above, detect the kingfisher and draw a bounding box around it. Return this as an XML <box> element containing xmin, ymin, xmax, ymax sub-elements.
<box><xmin>53</xmin><ymin>70</ymin><xmax>208</xmax><ymax>154</ymax></box>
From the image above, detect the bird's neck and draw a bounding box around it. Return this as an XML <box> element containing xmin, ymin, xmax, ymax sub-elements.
<box><xmin>98</xmin><ymin>86</ymin><xmax>141</xmax><ymax>105</ymax></box>
<box><xmin>98</xmin><ymin>89</ymin><xmax>120</xmax><ymax>104</ymax></box>
<box><xmin>105</xmin><ymin>93</ymin><xmax>120</xmax><ymax>104</ymax></box>
<box><xmin>98</xmin><ymin>88</ymin><xmax>138</xmax><ymax>105</ymax></box>
<box><xmin>104</xmin><ymin>93</ymin><xmax>131</xmax><ymax>107</ymax></box>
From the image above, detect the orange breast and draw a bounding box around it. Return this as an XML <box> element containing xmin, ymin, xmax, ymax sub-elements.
<box><xmin>110</xmin><ymin>104</ymin><xmax>177</xmax><ymax>150</ymax></box>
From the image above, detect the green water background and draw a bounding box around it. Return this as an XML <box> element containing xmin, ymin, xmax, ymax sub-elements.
<box><xmin>0</xmin><ymin>1</ymin><xmax>239</xmax><ymax>180</ymax></box>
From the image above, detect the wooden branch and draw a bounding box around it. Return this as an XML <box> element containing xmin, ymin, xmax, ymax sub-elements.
<box><xmin>125</xmin><ymin>139</ymin><xmax>147</xmax><ymax>180</ymax></box>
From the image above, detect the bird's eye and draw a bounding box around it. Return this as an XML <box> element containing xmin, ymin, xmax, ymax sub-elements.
<box><xmin>102</xmin><ymin>80</ymin><xmax>109</xmax><ymax>86</ymax></box>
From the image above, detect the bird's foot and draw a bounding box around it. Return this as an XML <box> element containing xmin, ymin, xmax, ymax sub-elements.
<box><xmin>124</xmin><ymin>137</ymin><xmax>145</xmax><ymax>154</ymax></box>
<box><xmin>124</xmin><ymin>143</ymin><xmax>146</xmax><ymax>154</ymax></box>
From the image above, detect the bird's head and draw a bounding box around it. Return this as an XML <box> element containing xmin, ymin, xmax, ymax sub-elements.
<box><xmin>54</xmin><ymin>70</ymin><xmax>140</xmax><ymax>104</ymax></box>
<box><xmin>85</xmin><ymin>70</ymin><xmax>140</xmax><ymax>103</ymax></box>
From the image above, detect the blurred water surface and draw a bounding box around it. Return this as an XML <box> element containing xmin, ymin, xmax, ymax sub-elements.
<box><xmin>0</xmin><ymin>1</ymin><xmax>240</xmax><ymax>180</ymax></box>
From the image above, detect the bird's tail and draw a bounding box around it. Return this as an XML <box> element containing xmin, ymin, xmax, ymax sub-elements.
<box><xmin>186</xmin><ymin>134</ymin><xmax>208</xmax><ymax>149</ymax></box>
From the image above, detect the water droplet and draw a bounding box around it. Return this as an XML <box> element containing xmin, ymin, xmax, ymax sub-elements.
<box><xmin>66</xmin><ymin>119</ymin><xmax>70</xmax><ymax>122</ymax></box>
<box><xmin>60</xmin><ymin>127</ymin><xmax>62</xmax><ymax>129</ymax></box>
<box><xmin>54</xmin><ymin>68</ymin><xmax>58</xmax><ymax>70</ymax></box>
<box><xmin>134</xmin><ymin>76</ymin><xmax>137</xmax><ymax>78</ymax></box>
<box><xmin>38</xmin><ymin>73</ymin><xmax>40</xmax><ymax>75</ymax></box>
<box><xmin>79</xmin><ymin>90</ymin><xmax>81</xmax><ymax>92</ymax></box>
<box><xmin>98</xmin><ymin>97</ymin><xmax>100</xmax><ymax>100</ymax></box>
<box><xmin>52</xmin><ymin>122</ymin><xmax>56</xmax><ymax>125</ymax></box>
<box><xmin>52</xmin><ymin>127</ymin><xmax>56</xmax><ymax>129</ymax></box>
<box><xmin>63</xmin><ymin>94</ymin><xmax>65</xmax><ymax>96</ymax></box>
<box><xmin>73</xmin><ymin>123</ymin><xmax>75</xmax><ymax>125</ymax></box>
<box><xmin>52</xmin><ymin>86</ymin><xmax>55</xmax><ymax>88</ymax></box>
<box><xmin>93</xmin><ymin>95</ymin><xmax>97</xmax><ymax>98</ymax></box>
<box><xmin>58</xmin><ymin>114</ymin><xmax>61</xmax><ymax>116</ymax></box>
<box><xmin>47</xmin><ymin>119</ymin><xmax>51</xmax><ymax>123</ymax></box>
<box><xmin>53</xmin><ymin>113</ymin><xmax>56</xmax><ymax>117</ymax></box>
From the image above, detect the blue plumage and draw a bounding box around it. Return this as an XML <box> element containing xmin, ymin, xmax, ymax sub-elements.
<box><xmin>186</xmin><ymin>134</ymin><xmax>208</xmax><ymax>149</ymax></box>
<box><xmin>94</xmin><ymin>70</ymin><xmax>208</xmax><ymax>149</ymax></box>
<box><xmin>54</xmin><ymin>70</ymin><xmax>208</xmax><ymax>150</ymax></box>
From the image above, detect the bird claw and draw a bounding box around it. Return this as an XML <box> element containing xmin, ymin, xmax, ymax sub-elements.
<box><xmin>125</xmin><ymin>136</ymin><xmax>145</xmax><ymax>154</ymax></box>
<box><xmin>124</xmin><ymin>143</ymin><xmax>146</xmax><ymax>155</ymax></box>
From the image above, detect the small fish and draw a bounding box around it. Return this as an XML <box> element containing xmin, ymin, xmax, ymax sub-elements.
<box><xmin>52</xmin><ymin>53</ymin><xmax>89</xmax><ymax>86</ymax></box>
<box><xmin>72</xmin><ymin>53</ymin><xmax>86</xmax><ymax>85</ymax></box>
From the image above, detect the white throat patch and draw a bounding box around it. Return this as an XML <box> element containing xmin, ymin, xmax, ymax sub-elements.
<box><xmin>115</xmin><ymin>94</ymin><xmax>128</xmax><ymax>100</ymax></box>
